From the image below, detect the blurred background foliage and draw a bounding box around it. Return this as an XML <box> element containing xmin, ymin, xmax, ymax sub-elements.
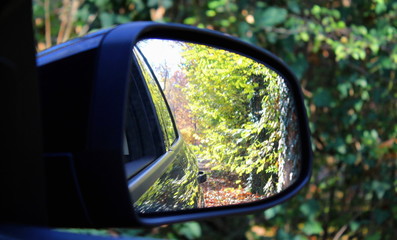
<box><xmin>33</xmin><ymin>0</ymin><xmax>397</xmax><ymax>239</ymax></box>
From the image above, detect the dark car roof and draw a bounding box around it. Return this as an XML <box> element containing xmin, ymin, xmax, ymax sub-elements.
<box><xmin>37</xmin><ymin>28</ymin><xmax>111</xmax><ymax>66</ymax></box>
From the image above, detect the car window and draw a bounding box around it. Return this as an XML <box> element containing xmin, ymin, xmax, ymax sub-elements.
<box><xmin>133</xmin><ymin>48</ymin><xmax>177</xmax><ymax>151</ymax></box>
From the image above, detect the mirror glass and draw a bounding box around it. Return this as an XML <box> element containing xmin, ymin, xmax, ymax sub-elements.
<box><xmin>130</xmin><ymin>39</ymin><xmax>301</xmax><ymax>214</ymax></box>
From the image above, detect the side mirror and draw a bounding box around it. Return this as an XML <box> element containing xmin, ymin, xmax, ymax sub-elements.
<box><xmin>38</xmin><ymin>22</ymin><xmax>312</xmax><ymax>228</ymax></box>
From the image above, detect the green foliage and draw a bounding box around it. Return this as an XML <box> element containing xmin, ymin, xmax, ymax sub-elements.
<box><xmin>179</xmin><ymin>43</ymin><xmax>299</xmax><ymax>195</ymax></box>
<box><xmin>34</xmin><ymin>0</ymin><xmax>397</xmax><ymax>239</ymax></box>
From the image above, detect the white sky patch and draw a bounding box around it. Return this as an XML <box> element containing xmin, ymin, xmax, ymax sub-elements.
<box><xmin>136</xmin><ymin>39</ymin><xmax>184</xmax><ymax>84</ymax></box>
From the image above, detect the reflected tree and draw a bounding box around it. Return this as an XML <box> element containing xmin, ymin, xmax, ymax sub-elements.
<box><xmin>179</xmin><ymin>43</ymin><xmax>300</xmax><ymax>196</ymax></box>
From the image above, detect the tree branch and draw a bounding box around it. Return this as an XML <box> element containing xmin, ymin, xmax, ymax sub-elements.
<box><xmin>44</xmin><ymin>0</ymin><xmax>51</xmax><ymax>48</ymax></box>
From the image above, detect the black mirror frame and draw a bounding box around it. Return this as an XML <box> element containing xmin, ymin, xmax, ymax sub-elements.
<box><xmin>84</xmin><ymin>22</ymin><xmax>312</xmax><ymax>227</ymax></box>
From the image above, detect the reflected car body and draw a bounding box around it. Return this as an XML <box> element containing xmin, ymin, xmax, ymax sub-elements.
<box><xmin>134</xmin><ymin>140</ymin><xmax>205</xmax><ymax>213</ymax></box>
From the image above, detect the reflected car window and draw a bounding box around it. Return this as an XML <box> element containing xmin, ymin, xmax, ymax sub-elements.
<box><xmin>133</xmin><ymin>48</ymin><xmax>177</xmax><ymax>150</ymax></box>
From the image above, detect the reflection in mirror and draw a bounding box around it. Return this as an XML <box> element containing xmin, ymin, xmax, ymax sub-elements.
<box><xmin>131</xmin><ymin>39</ymin><xmax>301</xmax><ymax>213</ymax></box>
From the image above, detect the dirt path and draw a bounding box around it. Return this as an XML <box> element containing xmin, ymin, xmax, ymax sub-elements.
<box><xmin>198</xmin><ymin>159</ymin><xmax>266</xmax><ymax>207</ymax></box>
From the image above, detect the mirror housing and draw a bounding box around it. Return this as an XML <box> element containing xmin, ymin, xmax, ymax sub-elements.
<box><xmin>38</xmin><ymin>22</ymin><xmax>312</xmax><ymax>228</ymax></box>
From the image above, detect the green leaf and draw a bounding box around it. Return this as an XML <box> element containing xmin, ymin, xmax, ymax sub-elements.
<box><xmin>349</xmin><ymin>221</ymin><xmax>360</xmax><ymax>232</ymax></box>
<box><xmin>300</xmin><ymin>199</ymin><xmax>320</xmax><ymax>218</ymax></box>
<box><xmin>371</xmin><ymin>180</ymin><xmax>391</xmax><ymax>199</ymax></box>
<box><xmin>92</xmin><ymin>0</ymin><xmax>110</xmax><ymax>9</ymax></box>
<box><xmin>354</xmin><ymin>100</ymin><xmax>363</xmax><ymax>111</ymax></box>
<box><xmin>313</xmin><ymin>88</ymin><xmax>333</xmax><ymax>107</ymax></box>
<box><xmin>147</xmin><ymin>0</ymin><xmax>158</xmax><ymax>7</ymax></box>
<box><xmin>333</xmin><ymin>137</ymin><xmax>347</xmax><ymax>154</ymax></box>
<box><xmin>302</xmin><ymin>220</ymin><xmax>323</xmax><ymax>235</ymax></box>
<box><xmin>287</xmin><ymin>0</ymin><xmax>300</xmax><ymax>14</ymax></box>
<box><xmin>373</xmin><ymin>209</ymin><xmax>390</xmax><ymax>224</ymax></box>
<box><xmin>264</xmin><ymin>205</ymin><xmax>282</xmax><ymax>219</ymax></box>
<box><xmin>341</xmin><ymin>154</ymin><xmax>356</xmax><ymax>165</ymax></box>
<box><xmin>300</xmin><ymin>32</ymin><xmax>310</xmax><ymax>42</ymax></box>
<box><xmin>206</xmin><ymin>10</ymin><xmax>216</xmax><ymax>17</ymax></box>
<box><xmin>311</xmin><ymin>5</ymin><xmax>322</xmax><ymax>18</ymax></box>
<box><xmin>266</xmin><ymin>32</ymin><xmax>278</xmax><ymax>44</ymax></box>
<box><xmin>375</xmin><ymin>0</ymin><xmax>387</xmax><ymax>14</ymax></box>
<box><xmin>176</xmin><ymin>222</ymin><xmax>202</xmax><ymax>239</ymax></box>
<box><xmin>289</xmin><ymin>54</ymin><xmax>308</xmax><ymax>80</ymax></box>
<box><xmin>184</xmin><ymin>17</ymin><xmax>197</xmax><ymax>25</ymax></box>
<box><xmin>354</xmin><ymin>78</ymin><xmax>368</xmax><ymax>88</ymax></box>
<box><xmin>115</xmin><ymin>15</ymin><xmax>130</xmax><ymax>24</ymax></box>
<box><xmin>256</xmin><ymin>7</ymin><xmax>287</xmax><ymax>27</ymax></box>
<box><xmin>337</xmin><ymin>82</ymin><xmax>351</xmax><ymax>98</ymax></box>
<box><xmin>276</xmin><ymin>229</ymin><xmax>294</xmax><ymax>240</ymax></box>
<box><xmin>99</xmin><ymin>12</ymin><xmax>114</xmax><ymax>28</ymax></box>
<box><xmin>208</xmin><ymin>0</ymin><xmax>224</xmax><ymax>9</ymax></box>
<box><xmin>162</xmin><ymin>0</ymin><xmax>173</xmax><ymax>9</ymax></box>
